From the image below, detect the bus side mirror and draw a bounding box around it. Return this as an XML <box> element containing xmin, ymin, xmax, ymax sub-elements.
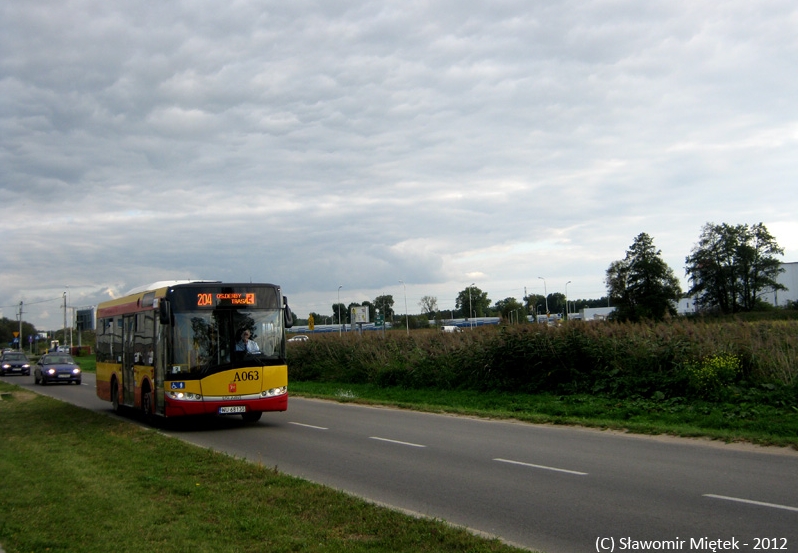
<box><xmin>158</xmin><ymin>300</ymin><xmax>172</xmax><ymax>325</ymax></box>
<box><xmin>283</xmin><ymin>297</ymin><xmax>294</xmax><ymax>328</ymax></box>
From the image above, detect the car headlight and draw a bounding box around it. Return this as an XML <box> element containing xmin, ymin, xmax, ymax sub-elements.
<box><xmin>72</xmin><ymin>368</ymin><xmax>81</xmax><ymax>374</ymax></box>
<box><xmin>47</xmin><ymin>368</ymin><xmax>56</xmax><ymax>375</ymax></box>
<box><xmin>1</xmin><ymin>364</ymin><xmax>9</xmax><ymax>369</ymax></box>
<box><xmin>23</xmin><ymin>364</ymin><xmax>30</xmax><ymax>368</ymax></box>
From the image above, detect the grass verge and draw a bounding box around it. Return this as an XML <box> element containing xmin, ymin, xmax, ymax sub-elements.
<box><xmin>0</xmin><ymin>381</ymin><xmax>529</xmax><ymax>553</ymax></box>
<box><xmin>290</xmin><ymin>381</ymin><xmax>798</xmax><ymax>450</ymax></box>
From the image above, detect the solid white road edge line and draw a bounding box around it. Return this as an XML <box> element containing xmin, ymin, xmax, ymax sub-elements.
<box><xmin>493</xmin><ymin>458</ymin><xmax>588</xmax><ymax>476</ymax></box>
<box><xmin>704</xmin><ymin>494</ymin><xmax>798</xmax><ymax>512</ymax></box>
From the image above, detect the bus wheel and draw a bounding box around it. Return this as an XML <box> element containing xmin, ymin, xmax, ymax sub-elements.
<box><xmin>111</xmin><ymin>379</ymin><xmax>120</xmax><ymax>413</ymax></box>
<box><xmin>242</xmin><ymin>411</ymin><xmax>262</xmax><ymax>423</ymax></box>
<box><xmin>142</xmin><ymin>385</ymin><xmax>154</xmax><ymax>423</ymax></box>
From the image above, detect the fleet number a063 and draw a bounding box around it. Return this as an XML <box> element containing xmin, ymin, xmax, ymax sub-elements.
<box><xmin>233</xmin><ymin>370</ymin><xmax>259</xmax><ymax>382</ymax></box>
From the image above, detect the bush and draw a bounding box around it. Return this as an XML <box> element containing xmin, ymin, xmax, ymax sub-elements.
<box><xmin>684</xmin><ymin>354</ymin><xmax>741</xmax><ymax>400</ymax></box>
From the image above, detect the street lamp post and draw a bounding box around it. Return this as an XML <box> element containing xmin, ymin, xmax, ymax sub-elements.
<box><xmin>538</xmin><ymin>277</ymin><xmax>548</xmax><ymax>315</ymax></box>
<box><xmin>18</xmin><ymin>302</ymin><xmax>23</xmax><ymax>352</ymax></box>
<box><xmin>468</xmin><ymin>282</ymin><xmax>475</xmax><ymax>329</ymax></box>
<box><xmin>337</xmin><ymin>285</ymin><xmax>342</xmax><ymax>335</ymax></box>
<box><xmin>399</xmin><ymin>280</ymin><xmax>409</xmax><ymax>335</ymax></box>
<box><xmin>565</xmin><ymin>280</ymin><xmax>571</xmax><ymax>320</ymax></box>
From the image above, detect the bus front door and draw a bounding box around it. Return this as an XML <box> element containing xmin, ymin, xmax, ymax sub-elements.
<box><xmin>122</xmin><ymin>315</ymin><xmax>136</xmax><ymax>407</ymax></box>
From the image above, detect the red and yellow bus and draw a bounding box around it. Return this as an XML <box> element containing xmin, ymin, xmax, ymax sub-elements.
<box><xmin>95</xmin><ymin>281</ymin><xmax>293</xmax><ymax>423</ymax></box>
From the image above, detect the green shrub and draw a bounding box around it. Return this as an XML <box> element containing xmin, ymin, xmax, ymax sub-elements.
<box><xmin>287</xmin><ymin>320</ymin><xmax>798</xmax><ymax>405</ymax></box>
<box><xmin>684</xmin><ymin>354</ymin><xmax>741</xmax><ymax>400</ymax></box>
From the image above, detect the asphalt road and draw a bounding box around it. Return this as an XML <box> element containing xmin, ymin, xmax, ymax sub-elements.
<box><xmin>5</xmin><ymin>372</ymin><xmax>798</xmax><ymax>553</ymax></box>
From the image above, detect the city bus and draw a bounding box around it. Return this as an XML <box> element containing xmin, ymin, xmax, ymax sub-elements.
<box><xmin>95</xmin><ymin>281</ymin><xmax>293</xmax><ymax>423</ymax></box>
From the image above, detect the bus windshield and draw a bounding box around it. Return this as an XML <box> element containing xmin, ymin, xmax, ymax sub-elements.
<box><xmin>170</xmin><ymin>308</ymin><xmax>284</xmax><ymax>377</ymax></box>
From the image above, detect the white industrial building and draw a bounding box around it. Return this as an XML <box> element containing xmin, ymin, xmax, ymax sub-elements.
<box><xmin>761</xmin><ymin>262</ymin><xmax>798</xmax><ymax>307</ymax></box>
<box><xmin>581</xmin><ymin>262</ymin><xmax>797</xmax><ymax>319</ymax></box>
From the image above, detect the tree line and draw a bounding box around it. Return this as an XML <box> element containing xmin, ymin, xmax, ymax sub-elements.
<box><xmin>303</xmin><ymin>290</ymin><xmax>613</xmax><ymax>328</ymax></box>
<box><xmin>0</xmin><ymin>317</ymin><xmax>40</xmax><ymax>350</ymax></box>
<box><xmin>606</xmin><ymin>222</ymin><xmax>786</xmax><ymax>322</ymax></box>
<box><xmin>6</xmin><ymin>221</ymin><xmax>788</xmax><ymax>338</ymax></box>
<box><xmin>301</xmin><ymin>221</ymin><xmax>790</xmax><ymax>327</ymax></box>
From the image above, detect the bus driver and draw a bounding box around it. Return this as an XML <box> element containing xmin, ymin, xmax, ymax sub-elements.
<box><xmin>236</xmin><ymin>330</ymin><xmax>260</xmax><ymax>353</ymax></box>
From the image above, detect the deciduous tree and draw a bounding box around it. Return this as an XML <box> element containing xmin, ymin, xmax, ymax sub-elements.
<box><xmin>606</xmin><ymin>232</ymin><xmax>682</xmax><ymax>322</ymax></box>
<box><xmin>523</xmin><ymin>293</ymin><xmax>545</xmax><ymax>315</ymax></box>
<box><xmin>373</xmin><ymin>295</ymin><xmax>395</xmax><ymax>321</ymax></box>
<box><xmin>418</xmin><ymin>295</ymin><xmax>438</xmax><ymax>316</ymax></box>
<box><xmin>493</xmin><ymin>297</ymin><xmax>526</xmax><ymax>322</ymax></box>
<box><xmin>331</xmin><ymin>303</ymin><xmax>346</xmax><ymax>324</ymax></box>
<box><xmin>685</xmin><ymin>222</ymin><xmax>785</xmax><ymax>313</ymax></box>
<box><xmin>456</xmin><ymin>285</ymin><xmax>490</xmax><ymax>318</ymax></box>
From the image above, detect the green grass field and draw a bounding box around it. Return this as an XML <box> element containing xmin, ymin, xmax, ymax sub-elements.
<box><xmin>290</xmin><ymin>381</ymin><xmax>798</xmax><ymax>449</ymax></box>
<box><xmin>3</xmin><ymin>347</ymin><xmax>794</xmax><ymax>552</ymax></box>
<box><xmin>0</xmin><ymin>380</ymin><xmax>529</xmax><ymax>553</ymax></box>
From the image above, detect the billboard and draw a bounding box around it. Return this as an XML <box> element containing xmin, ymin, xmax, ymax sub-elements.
<box><xmin>76</xmin><ymin>308</ymin><xmax>95</xmax><ymax>331</ymax></box>
<box><xmin>351</xmin><ymin>305</ymin><xmax>369</xmax><ymax>324</ymax></box>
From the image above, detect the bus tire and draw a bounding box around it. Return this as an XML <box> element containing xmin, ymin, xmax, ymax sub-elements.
<box><xmin>111</xmin><ymin>378</ymin><xmax>120</xmax><ymax>413</ymax></box>
<box><xmin>242</xmin><ymin>411</ymin><xmax>262</xmax><ymax>423</ymax></box>
<box><xmin>141</xmin><ymin>382</ymin><xmax>154</xmax><ymax>424</ymax></box>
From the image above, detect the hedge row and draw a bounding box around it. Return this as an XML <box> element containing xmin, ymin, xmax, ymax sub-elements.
<box><xmin>288</xmin><ymin>320</ymin><xmax>798</xmax><ymax>404</ymax></box>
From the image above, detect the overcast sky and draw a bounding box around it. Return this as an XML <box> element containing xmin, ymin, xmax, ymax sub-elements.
<box><xmin>2</xmin><ymin>0</ymin><xmax>797</xmax><ymax>331</ymax></box>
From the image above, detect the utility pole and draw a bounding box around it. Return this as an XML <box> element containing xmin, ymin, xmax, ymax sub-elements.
<box><xmin>63</xmin><ymin>292</ymin><xmax>67</xmax><ymax>347</ymax></box>
<box><xmin>18</xmin><ymin>301</ymin><xmax>23</xmax><ymax>351</ymax></box>
<box><xmin>399</xmin><ymin>280</ymin><xmax>409</xmax><ymax>336</ymax></box>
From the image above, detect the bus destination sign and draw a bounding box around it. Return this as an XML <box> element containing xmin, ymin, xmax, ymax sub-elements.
<box><xmin>197</xmin><ymin>292</ymin><xmax>256</xmax><ymax>307</ymax></box>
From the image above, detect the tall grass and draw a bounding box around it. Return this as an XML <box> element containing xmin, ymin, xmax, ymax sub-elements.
<box><xmin>289</xmin><ymin>320</ymin><xmax>798</xmax><ymax>405</ymax></box>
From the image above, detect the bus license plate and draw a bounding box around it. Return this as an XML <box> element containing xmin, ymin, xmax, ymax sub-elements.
<box><xmin>219</xmin><ymin>406</ymin><xmax>246</xmax><ymax>415</ymax></box>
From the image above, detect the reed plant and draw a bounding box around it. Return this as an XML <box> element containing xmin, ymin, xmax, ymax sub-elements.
<box><xmin>289</xmin><ymin>319</ymin><xmax>798</xmax><ymax>407</ymax></box>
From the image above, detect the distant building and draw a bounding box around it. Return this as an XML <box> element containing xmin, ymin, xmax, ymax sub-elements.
<box><xmin>761</xmin><ymin>262</ymin><xmax>798</xmax><ymax>307</ymax></box>
<box><xmin>676</xmin><ymin>297</ymin><xmax>697</xmax><ymax>315</ymax></box>
<box><xmin>580</xmin><ymin>298</ymin><xmax>696</xmax><ymax>321</ymax></box>
<box><xmin>579</xmin><ymin>307</ymin><xmax>615</xmax><ymax>321</ymax></box>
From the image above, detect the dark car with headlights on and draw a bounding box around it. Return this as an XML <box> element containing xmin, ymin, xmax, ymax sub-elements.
<box><xmin>0</xmin><ymin>351</ymin><xmax>31</xmax><ymax>376</ymax></box>
<box><xmin>34</xmin><ymin>353</ymin><xmax>82</xmax><ymax>385</ymax></box>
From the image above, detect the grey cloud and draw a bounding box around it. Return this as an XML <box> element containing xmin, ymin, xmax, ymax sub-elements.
<box><xmin>2</xmin><ymin>0</ymin><xmax>797</xmax><ymax>327</ymax></box>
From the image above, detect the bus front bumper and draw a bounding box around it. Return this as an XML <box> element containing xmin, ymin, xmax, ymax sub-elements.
<box><xmin>163</xmin><ymin>391</ymin><xmax>288</xmax><ymax>417</ymax></box>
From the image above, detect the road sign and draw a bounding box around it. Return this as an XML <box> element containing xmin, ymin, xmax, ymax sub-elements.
<box><xmin>308</xmin><ymin>314</ymin><xmax>315</xmax><ymax>331</ymax></box>
<box><xmin>375</xmin><ymin>314</ymin><xmax>384</xmax><ymax>327</ymax></box>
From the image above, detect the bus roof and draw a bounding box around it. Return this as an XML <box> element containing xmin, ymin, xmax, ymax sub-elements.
<box><xmin>125</xmin><ymin>280</ymin><xmax>220</xmax><ymax>295</ymax></box>
<box><xmin>97</xmin><ymin>281</ymin><xmax>283</xmax><ymax>319</ymax></box>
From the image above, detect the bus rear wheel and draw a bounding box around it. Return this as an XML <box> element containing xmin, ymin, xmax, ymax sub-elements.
<box><xmin>242</xmin><ymin>411</ymin><xmax>262</xmax><ymax>423</ymax></box>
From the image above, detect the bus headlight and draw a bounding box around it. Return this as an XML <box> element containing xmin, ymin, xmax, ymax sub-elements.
<box><xmin>167</xmin><ymin>391</ymin><xmax>203</xmax><ymax>401</ymax></box>
<box><xmin>262</xmin><ymin>386</ymin><xmax>287</xmax><ymax>397</ymax></box>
